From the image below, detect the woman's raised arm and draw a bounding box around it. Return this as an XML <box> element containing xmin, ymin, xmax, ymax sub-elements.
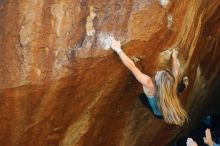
<box><xmin>107</xmin><ymin>37</ymin><xmax>154</xmax><ymax>88</ymax></box>
<box><xmin>172</xmin><ymin>49</ymin><xmax>180</xmax><ymax>81</ymax></box>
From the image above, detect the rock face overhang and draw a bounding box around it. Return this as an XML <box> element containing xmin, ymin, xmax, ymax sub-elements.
<box><xmin>0</xmin><ymin>0</ymin><xmax>220</xmax><ymax>146</ymax></box>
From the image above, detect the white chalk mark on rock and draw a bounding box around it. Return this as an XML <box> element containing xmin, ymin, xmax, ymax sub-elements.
<box><xmin>98</xmin><ymin>33</ymin><xmax>114</xmax><ymax>50</ymax></box>
<box><xmin>51</xmin><ymin>2</ymin><xmax>65</xmax><ymax>37</ymax></box>
<box><xmin>160</xmin><ymin>49</ymin><xmax>172</xmax><ymax>62</ymax></box>
<box><xmin>167</xmin><ymin>14</ymin><xmax>173</xmax><ymax>29</ymax></box>
<box><xmin>131</xmin><ymin>56</ymin><xmax>141</xmax><ymax>63</ymax></box>
<box><xmin>86</xmin><ymin>6</ymin><xmax>96</xmax><ymax>36</ymax></box>
<box><xmin>159</xmin><ymin>0</ymin><xmax>170</xmax><ymax>8</ymax></box>
<box><xmin>159</xmin><ymin>48</ymin><xmax>181</xmax><ymax>72</ymax></box>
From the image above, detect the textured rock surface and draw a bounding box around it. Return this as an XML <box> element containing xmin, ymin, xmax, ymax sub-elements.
<box><xmin>0</xmin><ymin>0</ymin><xmax>220</xmax><ymax>146</ymax></box>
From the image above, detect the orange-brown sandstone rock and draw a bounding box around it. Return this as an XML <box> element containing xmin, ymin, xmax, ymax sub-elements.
<box><xmin>0</xmin><ymin>0</ymin><xmax>219</xmax><ymax>146</ymax></box>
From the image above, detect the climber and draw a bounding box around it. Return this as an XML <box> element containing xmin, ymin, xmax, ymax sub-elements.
<box><xmin>107</xmin><ymin>37</ymin><xmax>188</xmax><ymax>126</ymax></box>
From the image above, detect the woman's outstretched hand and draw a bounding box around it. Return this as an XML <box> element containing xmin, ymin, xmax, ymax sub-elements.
<box><xmin>107</xmin><ymin>37</ymin><xmax>122</xmax><ymax>54</ymax></box>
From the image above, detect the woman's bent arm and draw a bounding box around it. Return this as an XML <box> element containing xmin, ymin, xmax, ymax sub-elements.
<box><xmin>172</xmin><ymin>49</ymin><xmax>180</xmax><ymax>80</ymax></box>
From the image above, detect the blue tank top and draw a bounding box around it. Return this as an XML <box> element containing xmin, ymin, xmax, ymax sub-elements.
<box><xmin>147</xmin><ymin>96</ymin><xmax>162</xmax><ymax>116</ymax></box>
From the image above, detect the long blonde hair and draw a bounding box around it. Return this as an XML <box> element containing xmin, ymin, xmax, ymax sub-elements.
<box><xmin>156</xmin><ymin>70</ymin><xmax>188</xmax><ymax>125</ymax></box>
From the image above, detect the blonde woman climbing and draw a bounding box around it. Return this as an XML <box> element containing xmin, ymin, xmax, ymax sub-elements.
<box><xmin>107</xmin><ymin>37</ymin><xmax>188</xmax><ymax>126</ymax></box>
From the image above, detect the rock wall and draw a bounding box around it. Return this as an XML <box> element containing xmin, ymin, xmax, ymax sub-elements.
<box><xmin>0</xmin><ymin>0</ymin><xmax>219</xmax><ymax>146</ymax></box>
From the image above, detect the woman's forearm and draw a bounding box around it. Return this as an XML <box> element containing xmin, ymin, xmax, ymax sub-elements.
<box><xmin>118</xmin><ymin>50</ymin><xmax>136</xmax><ymax>71</ymax></box>
<box><xmin>172</xmin><ymin>56</ymin><xmax>179</xmax><ymax>79</ymax></box>
<box><xmin>114</xmin><ymin>46</ymin><xmax>153</xmax><ymax>87</ymax></box>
